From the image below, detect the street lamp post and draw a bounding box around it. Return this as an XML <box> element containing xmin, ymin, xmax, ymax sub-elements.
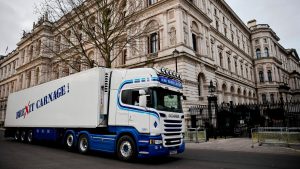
<box><xmin>173</xmin><ymin>49</ymin><xmax>179</xmax><ymax>72</ymax></box>
<box><xmin>208</xmin><ymin>80</ymin><xmax>217</xmax><ymax>121</ymax></box>
<box><xmin>278</xmin><ymin>83</ymin><xmax>290</xmax><ymax>126</ymax></box>
<box><xmin>207</xmin><ymin>80</ymin><xmax>218</xmax><ymax>139</ymax></box>
<box><xmin>208</xmin><ymin>80</ymin><xmax>216</xmax><ymax>96</ymax></box>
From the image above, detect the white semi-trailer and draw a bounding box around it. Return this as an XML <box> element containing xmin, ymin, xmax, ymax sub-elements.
<box><xmin>5</xmin><ymin>67</ymin><xmax>185</xmax><ymax>161</ymax></box>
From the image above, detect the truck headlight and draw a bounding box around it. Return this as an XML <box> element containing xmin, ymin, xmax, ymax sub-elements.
<box><xmin>150</xmin><ymin>139</ymin><xmax>163</xmax><ymax>144</ymax></box>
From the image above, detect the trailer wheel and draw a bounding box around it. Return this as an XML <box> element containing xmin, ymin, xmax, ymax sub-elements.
<box><xmin>14</xmin><ymin>130</ymin><xmax>20</xmax><ymax>141</ymax></box>
<box><xmin>27</xmin><ymin>130</ymin><xmax>33</xmax><ymax>143</ymax></box>
<box><xmin>117</xmin><ymin>135</ymin><xmax>137</xmax><ymax>161</ymax></box>
<box><xmin>20</xmin><ymin>130</ymin><xmax>26</xmax><ymax>142</ymax></box>
<box><xmin>65</xmin><ymin>133</ymin><xmax>75</xmax><ymax>150</ymax></box>
<box><xmin>78</xmin><ymin>135</ymin><xmax>89</xmax><ymax>154</ymax></box>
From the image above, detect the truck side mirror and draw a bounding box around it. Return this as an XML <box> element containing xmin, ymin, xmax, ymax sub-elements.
<box><xmin>182</xmin><ymin>95</ymin><xmax>187</xmax><ymax>100</ymax></box>
<box><xmin>139</xmin><ymin>95</ymin><xmax>147</xmax><ymax>108</ymax></box>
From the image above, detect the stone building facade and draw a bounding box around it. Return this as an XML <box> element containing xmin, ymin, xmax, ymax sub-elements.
<box><xmin>1</xmin><ymin>0</ymin><xmax>299</xmax><ymax>128</ymax></box>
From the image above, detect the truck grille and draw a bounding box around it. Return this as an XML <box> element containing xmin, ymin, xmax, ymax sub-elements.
<box><xmin>162</xmin><ymin>119</ymin><xmax>183</xmax><ymax>147</ymax></box>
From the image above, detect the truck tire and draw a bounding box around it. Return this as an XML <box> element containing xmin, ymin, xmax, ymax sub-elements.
<box><xmin>27</xmin><ymin>130</ymin><xmax>33</xmax><ymax>143</ymax></box>
<box><xmin>20</xmin><ymin>130</ymin><xmax>26</xmax><ymax>142</ymax></box>
<box><xmin>78</xmin><ymin>134</ymin><xmax>89</xmax><ymax>154</ymax></box>
<box><xmin>117</xmin><ymin>135</ymin><xmax>137</xmax><ymax>161</ymax></box>
<box><xmin>14</xmin><ymin>130</ymin><xmax>20</xmax><ymax>141</ymax></box>
<box><xmin>65</xmin><ymin>133</ymin><xmax>75</xmax><ymax>150</ymax></box>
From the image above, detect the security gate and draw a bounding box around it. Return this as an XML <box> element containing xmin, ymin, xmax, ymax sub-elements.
<box><xmin>189</xmin><ymin>101</ymin><xmax>300</xmax><ymax>138</ymax></box>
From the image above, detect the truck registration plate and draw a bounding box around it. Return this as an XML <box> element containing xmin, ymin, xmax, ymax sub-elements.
<box><xmin>169</xmin><ymin>150</ymin><xmax>177</xmax><ymax>155</ymax></box>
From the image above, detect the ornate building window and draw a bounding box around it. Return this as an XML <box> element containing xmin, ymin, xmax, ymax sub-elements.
<box><xmin>259</xmin><ymin>71</ymin><xmax>264</xmax><ymax>82</ymax></box>
<box><xmin>192</xmin><ymin>34</ymin><xmax>197</xmax><ymax>51</ymax></box>
<box><xmin>264</xmin><ymin>38</ymin><xmax>267</xmax><ymax>43</ymax></box>
<box><xmin>264</xmin><ymin>47</ymin><xmax>269</xmax><ymax>57</ymax></box>
<box><xmin>26</xmin><ymin>71</ymin><xmax>31</xmax><ymax>88</ymax></box>
<box><xmin>28</xmin><ymin>45</ymin><xmax>33</xmax><ymax>61</ymax></box>
<box><xmin>234</xmin><ymin>60</ymin><xmax>237</xmax><ymax>74</ymax></box>
<box><xmin>219</xmin><ymin>52</ymin><xmax>223</xmax><ymax>68</ymax></box>
<box><xmin>198</xmin><ymin>74</ymin><xmax>204</xmax><ymax>97</ymax></box>
<box><xmin>262</xmin><ymin>94</ymin><xmax>267</xmax><ymax>103</ymax></box>
<box><xmin>65</xmin><ymin>30</ymin><xmax>72</xmax><ymax>48</ymax></box>
<box><xmin>169</xmin><ymin>27</ymin><xmax>176</xmax><ymax>46</ymax></box>
<box><xmin>241</xmin><ymin>64</ymin><xmax>243</xmax><ymax>77</ymax></box>
<box><xmin>191</xmin><ymin>22</ymin><xmax>199</xmax><ymax>52</ymax></box>
<box><xmin>267</xmin><ymin>70</ymin><xmax>272</xmax><ymax>82</ymax></box>
<box><xmin>56</xmin><ymin>36</ymin><xmax>61</xmax><ymax>53</ymax></box>
<box><xmin>211</xmin><ymin>44</ymin><xmax>214</xmax><ymax>59</ymax></box>
<box><xmin>256</xmin><ymin>48</ymin><xmax>261</xmax><ymax>58</ymax></box>
<box><xmin>21</xmin><ymin>49</ymin><xmax>25</xmax><ymax>64</ymax></box>
<box><xmin>148</xmin><ymin>0</ymin><xmax>157</xmax><ymax>6</ymax></box>
<box><xmin>216</xmin><ymin>21</ymin><xmax>219</xmax><ymax>31</ymax></box>
<box><xmin>89</xmin><ymin>16</ymin><xmax>96</xmax><ymax>32</ymax></box>
<box><xmin>146</xmin><ymin>20</ymin><xmax>160</xmax><ymax>54</ymax></box>
<box><xmin>227</xmin><ymin>57</ymin><xmax>231</xmax><ymax>72</ymax></box>
<box><xmin>36</xmin><ymin>40</ymin><xmax>41</xmax><ymax>56</ymax></box>
<box><xmin>149</xmin><ymin>32</ymin><xmax>159</xmax><ymax>53</ymax></box>
<box><xmin>62</xmin><ymin>65</ymin><xmax>70</xmax><ymax>77</ymax></box>
<box><xmin>184</xmin><ymin>26</ymin><xmax>188</xmax><ymax>45</ymax></box>
<box><xmin>19</xmin><ymin>74</ymin><xmax>23</xmax><ymax>90</ymax></box>
<box><xmin>77</xmin><ymin>24</ymin><xmax>83</xmax><ymax>42</ymax></box>
<box><xmin>35</xmin><ymin>67</ymin><xmax>40</xmax><ymax>85</ymax></box>
<box><xmin>270</xmin><ymin>94</ymin><xmax>275</xmax><ymax>103</ymax></box>
<box><xmin>53</xmin><ymin>65</ymin><xmax>59</xmax><ymax>79</ymax></box>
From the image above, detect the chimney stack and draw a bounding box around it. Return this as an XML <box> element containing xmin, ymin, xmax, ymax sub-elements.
<box><xmin>247</xmin><ymin>19</ymin><xmax>257</xmax><ymax>28</ymax></box>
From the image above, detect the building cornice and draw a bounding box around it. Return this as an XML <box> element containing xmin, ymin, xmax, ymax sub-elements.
<box><xmin>214</xmin><ymin>0</ymin><xmax>251</xmax><ymax>35</ymax></box>
<box><xmin>180</xmin><ymin>0</ymin><xmax>212</xmax><ymax>25</ymax></box>
<box><xmin>250</xmin><ymin>24</ymin><xmax>280</xmax><ymax>41</ymax></box>
<box><xmin>16</xmin><ymin>56</ymin><xmax>51</xmax><ymax>72</ymax></box>
<box><xmin>210</xmin><ymin>27</ymin><xmax>253</xmax><ymax>61</ymax></box>
<box><xmin>215</xmin><ymin>70</ymin><xmax>256</xmax><ymax>89</ymax></box>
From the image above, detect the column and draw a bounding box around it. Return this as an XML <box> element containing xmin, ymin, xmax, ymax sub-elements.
<box><xmin>263</xmin><ymin>65</ymin><xmax>268</xmax><ymax>82</ymax></box>
<box><xmin>31</xmin><ymin>69</ymin><xmax>35</xmax><ymax>87</ymax></box>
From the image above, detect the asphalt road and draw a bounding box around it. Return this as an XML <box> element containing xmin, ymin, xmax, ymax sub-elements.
<box><xmin>0</xmin><ymin>138</ymin><xmax>299</xmax><ymax>169</ymax></box>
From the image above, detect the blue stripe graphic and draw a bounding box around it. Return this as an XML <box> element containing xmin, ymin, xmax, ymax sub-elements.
<box><xmin>117</xmin><ymin>79</ymin><xmax>160</xmax><ymax>119</ymax></box>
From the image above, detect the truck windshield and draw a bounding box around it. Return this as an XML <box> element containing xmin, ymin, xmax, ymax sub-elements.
<box><xmin>152</xmin><ymin>88</ymin><xmax>183</xmax><ymax>113</ymax></box>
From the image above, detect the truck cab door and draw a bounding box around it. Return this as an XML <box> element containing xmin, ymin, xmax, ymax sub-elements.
<box><xmin>127</xmin><ymin>90</ymin><xmax>150</xmax><ymax>133</ymax></box>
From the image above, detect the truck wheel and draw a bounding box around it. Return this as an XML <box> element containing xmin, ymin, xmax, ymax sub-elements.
<box><xmin>20</xmin><ymin>130</ymin><xmax>26</xmax><ymax>142</ymax></box>
<box><xmin>65</xmin><ymin>133</ymin><xmax>75</xmax><ymax>150</ymax></box>
<box><xmin>14</xmin><ymin>130</ymin><xmax>20</xmax><ymax>141</ymax></box>
<box><xmin>27</xmin><ymin>130</ymin><xmax>33</xmax><ymax>143</ymax></box>
<box><xmin>117</xmin><ymin>135</ymin><xmax>137</xmax><ymax>161</ymax></box>
<box><xmin>78</xmin><ymin>135</ymin><xmax>89</xmax><ymax>154</ymax></box>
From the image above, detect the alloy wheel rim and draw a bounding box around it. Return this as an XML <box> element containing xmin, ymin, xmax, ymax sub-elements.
<box><xmin>67</xmin><ymin>135</ymin><xmax>74</xmax><ymax>147</ymax></box>
<box><xmin>14</xmin><ymin>131</ymin><xmax>19</xmax><ymax>140</ymax></box>
<box><xmin>20</xmin><ymin>131</ymin><xmax>26</xmax><ymax>141</ymax></box>
<box><xmin>27</xmin><ymin>131</ymin><xmax>33</xmax><ymax>142</ymax></box>
<box><xmin>120</xmin><ymin>141</ymin><xmax>132</xmax><ymax>158</ymax></box>
<box><xmin>80</xmin><ymin>138</ymin><xmax>88</xmax><ymax>151</ymax></box>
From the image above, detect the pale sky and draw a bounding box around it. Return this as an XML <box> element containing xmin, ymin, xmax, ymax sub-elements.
<box><xmin>226</xmin><ymin>0</ymin><xmax>300</xmax><ymax>54</ymax></box>
<box><xmin>0</xmin><ymin>0</ymin><xmax>299</xmax><ymax>55</ymax></box>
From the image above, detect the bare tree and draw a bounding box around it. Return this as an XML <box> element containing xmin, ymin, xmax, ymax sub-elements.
<box><xmin>37</xmin><ymin>0</ymin><xmax>144</xmax><ymax>71</ymax></box>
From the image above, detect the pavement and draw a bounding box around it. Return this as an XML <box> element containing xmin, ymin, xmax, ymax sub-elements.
<box><xmin>186</xmin><ymin>137</ymin><xmax>300</xmax><ymax>155</ymax></box>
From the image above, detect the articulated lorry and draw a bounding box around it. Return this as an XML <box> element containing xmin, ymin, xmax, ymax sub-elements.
<box><xmin>4</xmin><ymin>67</ymin><xmax>185</xmax><ymax>161</ymax></box>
